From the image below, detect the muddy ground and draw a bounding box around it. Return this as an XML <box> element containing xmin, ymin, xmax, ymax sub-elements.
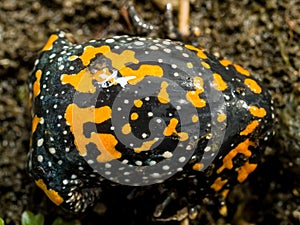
<box><xmin>0</xmin><ymin>0</ymin><xmax>299</xmax><ymax>224</ymax></box>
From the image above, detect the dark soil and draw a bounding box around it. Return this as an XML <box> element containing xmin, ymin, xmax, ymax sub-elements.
<box><xmin>0</xmin><ymin>0</ymin><xmax>299</xmax><ymax>225</ymax></box>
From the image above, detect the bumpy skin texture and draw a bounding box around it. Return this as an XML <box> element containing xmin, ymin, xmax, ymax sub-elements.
<box><xmin>27</xmin><ymin>31</ymin><xmax>274</xmax><ymax>214</ymax></box>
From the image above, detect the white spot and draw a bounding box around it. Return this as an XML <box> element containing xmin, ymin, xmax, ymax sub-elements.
<box><xmin>105</xmin><ymin>171</ymin><xmax>111</xmax><ymax>175</ymax></box>
<box><xmin>171</xmin><ymin>64</ymin><xmax>177</xmax><ymax>69</ymax></box>
<box><xmin>37</xmin><ymin>138</ymin><xmax>44</xmax><ymax>147</ymax></box>
<box><xmin>163</xmin><ymin>48</ymin><xmax>171</xmax><ymax>53</ymax></box>
<box><xmin>204</xmin><ymin>146</ymin><xmax>211</xmax><ymax>152</ymax></box>
<box><xmin>186</xmin><ymin>145</ymin><xmax>192</xmax><ymax>150</ymax></box>
<box><xmin>134</xmin><ymin>41</ymin><xmax>144</xmax><ymax>46</ymax></box>
<box><xmin>49</xmin><ymin>147</ymin><xmax>56</xmax><ymax>154</ymax></box>
<box><xmin>87</xmin><ymin>160</ymin><xmax>94</xmax><ymax>164</ymax></box>
<box><xmin>158</xmin><ymin>58</ymin><xmax>163</xmax><ymax>63</ymax></box>
<box><xmin>175</xmin><ymin>46</ymin><xmax>183</xmax><ymax>51</ymax></box>
<box><xmin>37</xmin><ymin>155</ymin><xmax>43</xmax><ymax>162</ymax></box>
<box><xmin>178</xmin><ymin>156</ymin><xmax>186</xmax><ymax>163</ymax></box>
<box><xmin>145</xmin><ymin>97</ymin><xmax>150</xmax><ymax>101</ymax></box>
<box><xmin>58</xmin><ymin>160</ymin><xmax>63</xmax><ymax>165</ymax></box>
<box><xmin>58</xmin><ymin>65</ymin><xmax>64</xmax><ymax>70</ymax></box>
<box><xmin>156</xmin><ymin>118</ymin><xmax>162</xmax><ymax>123</ymax></box>
<box><xmin>63</xmin><ymin>130</ymin><xmax>68</xmax><ymax>135</ymax></box>
<box><xmin>147</xmin><ymin>112</ymin><xmax>153</xmax><ymax>117</ymax></box>
<box><xmin>105</xmin><ymin>38</ymin><xmax>115</xmax><ymax>43</ymax></box>
<box><xmin>105</xmin><ymin>163</ymin><xmax>112</xmax><ymax>168</ymax></box>
<box><xmin>150</xmin><ymin>45</ymin><xmax>159</xmax><ymax>50</ymax></box>
<box><xmin>124</xmin><ymin>99</ymin><xmax>129</xmax><ymax>104</ymax></box>
<box><xmin>149</xmin><ymin>160</ymin><xmax>156</xmax><ymax>166</ymax></box>
<box><xmin>176</xmin><ymin>105</ymin><xmax>182</xmax><ymax>110</ymax></box>
<box><xmin>110</xmin><ymin>126</ymin><xmax>115</xmax><ymax>130</ymax></box>
<box><xmin>53</xmin><ymin>104</ymin><xmax>58</xmax><ymax>109</ymax></box>
<box><xmin>49</xmin><ymin>54</ymin><xmax>56</xmax><ymax>59</ymax></box>
<box><xmin>142</xmin><ymin>133</ymin><xmax>148</xmax><ymax>138</ymax></box>
<box><xmin>174</xmin><ymin>72</ymin><xmax>179</xmax><ymax>77</ymax></box>
<box><xmin>135</xmin><ymin>161</ymin><xmax>142</xmax><ymax>166</ymax></box>
<box><xmin>162</xmin><ymin>151</ymin><xmax>173</xmax><ymax>158</ymax></box>
<box><xmin>63</xmin><ymin>179</ymin><xmax>69</xmax><ymax>185</ymax></box>
<box><xmin>65</xmin><ymin>147</ymin><xmax>70</xmax><ymax>152</ymax></box>
<box><xmin>162</xmin><ymin>165</ymin><xmax>170</xmax><ymax>170</ymax></box>
<box><xmin>150</xmin><ymin>173</ymin><xmax>161</xmax><ymax>178</ymax></box>
<box><xmin>70</xmin><ymin>66</ymin><xmax>75</xmax><ymax>70</ymax></box>
<box><xmin>182</xmin><ymin>53</ymin><xmax>189</xmax><ymax>58</ymax></box>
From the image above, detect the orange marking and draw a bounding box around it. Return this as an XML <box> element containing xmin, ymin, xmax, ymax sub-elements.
<box><xmin>219</xmin><ymin>59</ymin><xmax>233</xmax><ymax>67</ymax></box>
<box><xmin>192</xmin><ymin>115</ymin><xmax>199</xmax><ymax>123</ymax></box>
<box><xmin>249</xmin><ymin>106</ymin><xmax>267</xmax><ymax>118</ymax></box>
<box><xmin>234</xmin><ymin>64</ymin><xmax>250</xmax><ymax>76</ymax></box>
<box><xmin>35</xmin><ymin>179</ymin><xmax>63</xmax><ymax>205</ymax></box>
<box><xmin>244</xmin><ymin>78</ymin><xmax>262</xmax><ymax>94</ymax></box>
<box><xmin>78</xmin><ymin>45</ymin><xmax>110</xmax><ymax>66</ymax></box>
<box><xmin>217</xmin><ymin>139</ymin><xmax>255</xmax><ymax>174</ymax></box>
<box><xmin>41</xmin><ymin>34</ymin><xmax>58</xmax><ymax>52</ymax></box>
<box><xmin>134</xmin><ymin>138</ymin><xmax>159</xmax><ymax>153</ymax></box>
<box><xmin>61</xmin><ymin>68</ymin><xmax>111</xmax><ymax>93</ymax></box>
<box><xmin>122</xmin><ymin>123</ymin><xmax>132</xmax><ymax>135</ymax></box>
<box><xmin>210</xmin><ymin>177</ymin><xmax>228</xmax><ymax>192</ymax></box>
<box><xmin>163</xmin><ymin>118</ymin><xmax>188</xmax><ymax>141</ymax></box>
<box><xmin>186</xmin><ymin>91</ymin><xmax>206</xmax><ymax>108</ymax></box>
<box><xmin>158</xmin><ymin>81</ymin><xmax>170</xmax><ymax>104</ymax></box>
<box><xmin>119</xmin><ymin>65</ymin><xmax>163</xmax><ymax>85</ymax></box>
<box><xmin>217</xmin><ymin>113</ymin><xmax>227</xmax><ymax>122</ymax></box>
<box><xmin>219</xmin><ymin>205</ymin><xmax>228</xmax><ymax>217</ymax></box>
<box><xmin>134</xmin><ymin>99</ymin><xmax>143</xmax><ymax>108</ymax></box>
<box><xmin>186</xmin><ymin>76</ymin><xmax>206</xmax><ymax>108</ymax></box>
<box><xmin>212</xmin><ymin>73</ymin><xmax>228</xmax><ymax>91</ymax></box>
<box><xmin>105</xmin><ymin>49</ymin><xmax>138</xmax><ymax>70</ymax></box>
<box><xmin>178</xmin><ymin>132</ymin><xmax>189</xmax><ymax>141</ymax></box>
<box><xmin>237</xmin><ymin>162</ymin><xmax>257</xmax><ymax>183</ymax></box>
<box><xmin>68</xmin><ymin>55</ymin><xmax>78</xmax><ymax>61</ymax></box>
<box><xmin>221</xmin><ymin>189</ymin><xmax>229</xmax><ymax>199</ymax></box>
<box><xmin>71</xmin><ymin>46</ymin><xmax>163</xmax><ymax>86</ymax></box>
<box><xmin>164</xmin><ymin>118</ymin><xmax>179</xmax><ymax>136</ymax></box>
<box><xmin>192</xmin><ymin>162</ymin><xmax>204</xmax><ymax>171</ymax></box>
<box><xmin>240</xmin><ymin>120</ymin><xmax>259</xmax><ymax>136</ymax></box>
<box><xmin>33</xmin><ymin>70</ymin><xmax>42</xmax><ymax>98</ymax></box>
<box><xmin>184</xmin><ymin>44</ymin><xmax>207</xmax><ymax>59</ymax></box>
<box><xmin>201</xmin><ymin>61</ymin><xmax>210</xmax><ymax>69</ymax></box>
<box><xmin>65</xmin><ymin>103</ymin><xmax>121</xmax><ymax>162</ymax></box>
<box><xmin>94</xmin><ymin>133</ymin><xmax>121</xmax><ymax>162</ymax></box>
<box><xmin>131</xmin><ymin>112</ymin><xmax>139</xmax><ymax>120</ymax></box>
<box><xmin>32</xmin><ymin>115</ymin><xmax>42</xmax><ymax>134</ymax></box>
